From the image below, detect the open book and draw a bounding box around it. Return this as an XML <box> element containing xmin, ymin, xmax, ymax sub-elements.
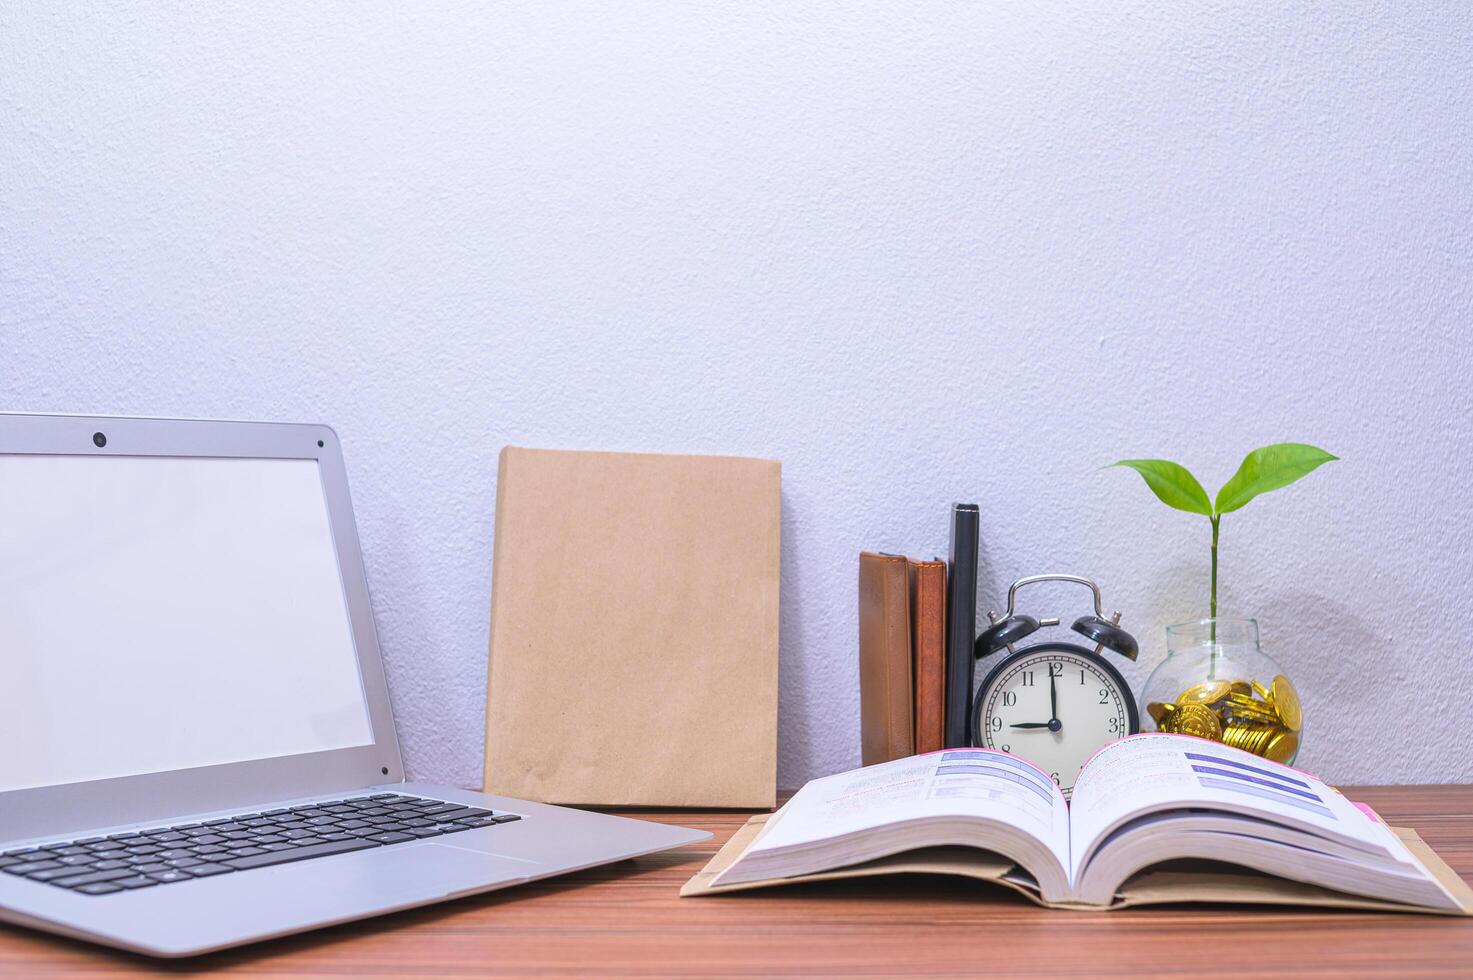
<box><xmin>683</xmin><ymin>734</ymin><xmax>1473</xmax><ymax>913</ymax></box>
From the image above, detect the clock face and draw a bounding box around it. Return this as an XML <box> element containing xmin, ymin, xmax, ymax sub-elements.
<box><xmin>973</xmin><ymin>645</ymin><xmax>1135</xmax><ymax>797</ymax></box>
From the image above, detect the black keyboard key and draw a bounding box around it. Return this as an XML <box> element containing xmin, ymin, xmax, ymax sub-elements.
<box><xmin>407</xmin><ymin>827</ymin><xmax>443</xmax><ymax>838</ymax></box>
<box><xmin>225</xmin><ymin>838</ymin><xmax>379</xmax><ymax>870</ymax></box>
<box><xmin>125</xmin><ymin>845</ymin><xmax>163</xmax><ymax>856</ymax></box>
<box><xmin>260</xmin><ymin>809</ymin><xmax>290</xmax><ymax>816</ymax></box>
<box><xmin>304</xmin><ymin>816</ymin><xmax>340</xmax><ymax>826</ymax></box>
<box><xmin>6</xmin><ymin>861</ymin><xmax>63</xmax><ymax>876</ymax></box>
<box><xmin>149</xmin><ymin>870</ymin><xmax>191</xmax><ymax>883</ymax></box>
<box><xmin>56</xmin><ymin>855</ymin><xmax>99</xmax><ymax>867</ymax></box>
<box><xmin>190</xmin><ymin>834</ymin><xmax>226</xmax><ymax>846</ymax></box>
<box><xmin>153</xmin><ymin>849</ymin><xmax>195</xmax><ymax>861</ymax></box>
<box><xmin>260</xmin><ymin>843</ymin><xmax>296</xmax><ymax>852</ymax></box>
<box><xmin>76</xmin><ymin>882</ymin><xmax>124</xmax><ymax>895</ymax></box>
<box><xmin>133</xmin><ymin>862</ymin><xmax>170</xmax><ymax>874</ymax></box>
<box><xmin>320</xmin><ymin>833</ymin><xmax>355</xmax><ymax>842</ymax></box>
<box><xmin>92</xmin><ymin>849</ymin><xmax>131</xmax><ymax>861</ymax></box>
<box><xmin>0</xmin><ymin>857</ymin><xmax>23</xmax><ymax>870</ymax></box>
<box><xmin>202</xmin><ymin>818</ymin><xmax>231</xmax><ymax>826</ymax></box>
<box><xmin>115</xmin><ymin>875</ymin><xmax>158</xmax><ymax>889</ymax></box>
<box><xmin>336</xmin><ymin>820</ymin><xmax>371</xmax><ymax>830</ymax></box>
<box><xmin>226</xmin><ymin>847</ymin><xmax>267</xmax><ymax>857</ymax></box>
<box><xmin>29</xmin><ymin>866</ymin><xmax>93</xmax><ymax>882</ymax></box>
<box><xmin>492</xmin><ymin>814</ymin><xmax>522</xmax><ymax>823</ymax></box>
<box><xmin>438</xmin><ymin>823</ymin><xmax>474</xmax><ymax>834</ymax></box>
<box><xmin>74</xmin><ymin>837</ymin><xmax>104</xmax><ymax>845</ymax></box>
<box><xmin>282</xmin><ymin>830</ymin><xmax>317</xmax><ymax>840</ymax></box>
<box><xmin>151</xmin><ymin>832</ymin><xmax>187</xmax><ymax>843</ymax></box>
<box><xmin>420</xmin><ymin>804</ymin><xmax>470</xmax><ymax>818</ymax></box>
<box><xmin>367</xmin><ymin>832</ymin><xmax>413</xmax><ymax>845</ymax></box>
<box><xmin>251</xmin><ymin>834</ymin><xmax>288</xmax><ymax>845</ymax></box>
<box><xmin>55</xmin><ymin>846</ymin><xmax>92</xmax><ymax>857</ymax></box>
<box><xmin>107</xmin><ymin>832</ymin><xmax>141</xmax><ymax>841</ymax></box>
<box><xmin>184</xmin><ymin>863</ymin><xmax>234</xmax><ymax>877</ymax></box>
<box><xmin>366</xmin><ymin>793</ymin><xmax>396</xmax><ymax>800</ymax></box>
<box><xmin>165</xmin><ymin>857</ymin><xmax>204</xmax><ymax>869</ymax></box>
<box><xmin>174</xmin><ymin>823</ymin><xmax>202</xmax><ymax>830</ymax></box>
<box><xmin>290</xmin><ymin>836</ymin><xmax>326</xmax><ymax>847</ymax></box>
<box><xmin>54</xmin><ymin>868</ymin><xmax>135</xmax><ymax>888</ymax></box>
<box><xmin>462</xmin><ymin>807</ymin><xmax>503</xmax><ymax>825</ymax></box>
<box><xmin>93</xmin><ymin>860</ymin><xmax>131</xmax><ymax>871</ymax></box>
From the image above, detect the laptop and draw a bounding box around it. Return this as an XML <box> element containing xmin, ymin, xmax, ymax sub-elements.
<box><xmin>0</xmin><ymin>413</ymin><xmax>710</xmax><ymax>957</ymax></box>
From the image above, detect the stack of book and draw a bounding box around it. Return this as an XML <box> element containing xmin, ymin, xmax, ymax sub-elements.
<box><xmin>858</xmin><ymin>504</ymin><xmax>979</xmax><ymax>763</ymax></box>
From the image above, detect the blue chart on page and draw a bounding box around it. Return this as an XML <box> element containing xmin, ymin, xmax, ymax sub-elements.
<box><xmin>933</xmin><ymin>750</ymin><xmax>1055</xmax><ymax>803</ymax></box>
<box><xmin>1185</xmin><ymin>751</ymin><xmax>1336</xmax><ymax>819</ymax></box>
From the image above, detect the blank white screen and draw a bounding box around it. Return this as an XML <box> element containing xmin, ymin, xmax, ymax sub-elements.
<box><xmin>0</xmin><ymin>455</ymin><xmax>375</xmax><ymax>793</ymax></box>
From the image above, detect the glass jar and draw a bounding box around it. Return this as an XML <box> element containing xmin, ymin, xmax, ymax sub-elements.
<box><xmin>1138</xmin><ymin>618</ymin><xmax>1302</xmax><ymax>765</ymax></box>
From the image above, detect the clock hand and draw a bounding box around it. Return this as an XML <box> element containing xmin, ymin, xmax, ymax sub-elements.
<box><xmin>1049</xmin><ymin>669</ymin><xmax>1059</xmax><ymax>726</ymax></box>
<box><xmin>1009</xmin><ymin>722</ymin><xmax>1053</xmax><ymax>729</ymax></box>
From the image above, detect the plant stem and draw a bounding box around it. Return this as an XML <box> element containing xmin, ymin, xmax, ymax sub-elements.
<box><xmin>1209</xmin><ymin>514</ymin><xmax>1220</xmax><ymax>678</ymax></box>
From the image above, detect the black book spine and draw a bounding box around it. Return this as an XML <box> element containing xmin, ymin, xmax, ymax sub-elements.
<box><xmin>944</xmin><ymin>503</ymin><xmax>979</xmax><ymax>748</ymax></box>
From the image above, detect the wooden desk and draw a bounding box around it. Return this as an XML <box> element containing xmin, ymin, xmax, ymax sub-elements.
<box><xmin>2</xmin><ymin>785</ymin><xmax>1471</xmax><ymax>977</ymax></box>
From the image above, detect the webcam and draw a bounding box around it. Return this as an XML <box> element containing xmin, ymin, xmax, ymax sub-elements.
<box><xmin>92</xmin><ymin>432</ymin><xmax>107</xmax><ymax>448</ymax></box>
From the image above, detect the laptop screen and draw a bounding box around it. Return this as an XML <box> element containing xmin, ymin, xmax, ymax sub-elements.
<box><xmin>0</xmin><ymin>454</ymin><xmax>376</xmax><ymax>793</ymax></box>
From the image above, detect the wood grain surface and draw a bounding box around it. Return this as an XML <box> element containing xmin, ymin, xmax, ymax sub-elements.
<box><xmin>2</xmin><ymin>785</ymin><xmax>1471</xmax><ymax>977</ymax></box>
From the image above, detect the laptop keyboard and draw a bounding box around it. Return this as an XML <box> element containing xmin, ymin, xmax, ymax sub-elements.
<box><xmin>0</xmin><ymin>793</ymin><xmax>521</xmax><ymax>896</ymax></box>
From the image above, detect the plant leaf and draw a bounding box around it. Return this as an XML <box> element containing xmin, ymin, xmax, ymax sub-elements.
<box><xmin>1214</xmin><ymin>443</ymin><xmax>1338</xmax><ymax>515</ymax></box>
<box><xmin>1109</xmin><ymin>459</ymin><xmax>1213</xmax><ymax>516</ymax></box>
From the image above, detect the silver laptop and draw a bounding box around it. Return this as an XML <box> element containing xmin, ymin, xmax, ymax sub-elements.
<box><xmin>0</xmin><ymin>413</ymin><xmax>709</xmax><ymax>957</ymax></box>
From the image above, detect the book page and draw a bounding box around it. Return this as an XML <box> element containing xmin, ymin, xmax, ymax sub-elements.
<box><xmin>1068</xmin><ymin>734</ymin><xmax>1409</xmax><ymax>880</ymax></box>
<box><xmin>747</xmin><ymin>750</ymin><xmax>1069</xmax><ymax>866</ymax></box>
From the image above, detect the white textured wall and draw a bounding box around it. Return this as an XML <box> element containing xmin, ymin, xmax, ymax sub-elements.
<box><xmin>4</xmin><ymin>3</ymin><xmax>1471</xmax><ymax>788</ymax></box>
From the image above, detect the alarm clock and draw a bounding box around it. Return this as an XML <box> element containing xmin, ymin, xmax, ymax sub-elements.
<box><xmin>972</xmin><ymin>574</ymin><xmax>1140</xmax><ymax>797</ymax></box>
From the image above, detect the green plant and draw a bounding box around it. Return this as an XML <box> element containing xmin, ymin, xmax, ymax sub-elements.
<box><xmin>1108</xmin><ymin>443</ymin><xmax>1338</xmax><ymax>637</ymax></box>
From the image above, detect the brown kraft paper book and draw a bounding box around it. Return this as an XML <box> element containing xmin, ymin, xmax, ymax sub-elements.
<box><xmin>483</xmin><ymin>446</ymin><xmax>781</xmax><ymax>808</ymax></box>
<box><xmin>909</xmin><ymin>559</ymin><xmax>947</xmax><ymax>756</ymax></box>
<box><xmin>858</xmin><ymin>553</ymin><xmax>913</xmax><ymax>766</ymax></box>
<box><xmin>681</xmin><ymin>738</ymin><xmax>1473</xmax><ymax>915</ymax></box>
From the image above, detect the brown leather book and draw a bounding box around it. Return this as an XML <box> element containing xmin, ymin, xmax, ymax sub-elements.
<box><xmin>909</xmin><ymin>558</ymin><xmax>948</xmax><ymax>755</ymax></box>
<box><xmin>859</xmin><ymin>552</ymin><xmax>913</xmax><ymax>765</ymax></box>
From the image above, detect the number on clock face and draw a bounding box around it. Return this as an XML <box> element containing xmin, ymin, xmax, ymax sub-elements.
<box><xmin>976</xmin><ymin>649</ymin><xmax>1131</xmax><ymax>797</ymax></box>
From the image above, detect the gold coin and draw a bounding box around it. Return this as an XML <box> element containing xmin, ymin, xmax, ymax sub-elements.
<box><xmin>1224</xmin><ymin>722</ymin><xmax>1278</xmax><ymax>755</ymax></box>
<box><xmin>1225</xmin><ymin>704</ymin><xmax>1280</xmax><ymax>724</ymax></box>
<box><xmin>1147</xmin><ymin>701</ymin><xmax>1176</xmax><ymax>727</ymax></box>
<box><xmin>1272</xmin><ymin>675</ymin><xmax>1303</xmax><ymax>732</ymax></box>
<box><xmin>1253</xmin><ymin>680</ymin><xmax>1273</xmax><ymax>702</ymax></box>
<box><xmin>1179</xmin><ymin>681</ymin><xmax>1231</xmax><ymax>704</ymax></box>
<box><xmin>1265</xmin><ymin>728</ymin><xmax>1299</xmax><ymax>764</ymax></box>
<box><xmin>1229</xmin><ymin>680</ymin><xmax>1252</xmax><ymax>696</ymax></box>
<box><xmin>1175</xmin><ymin>702</ymin><xmax>1222</xmax><ymax>741</ymax></box>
